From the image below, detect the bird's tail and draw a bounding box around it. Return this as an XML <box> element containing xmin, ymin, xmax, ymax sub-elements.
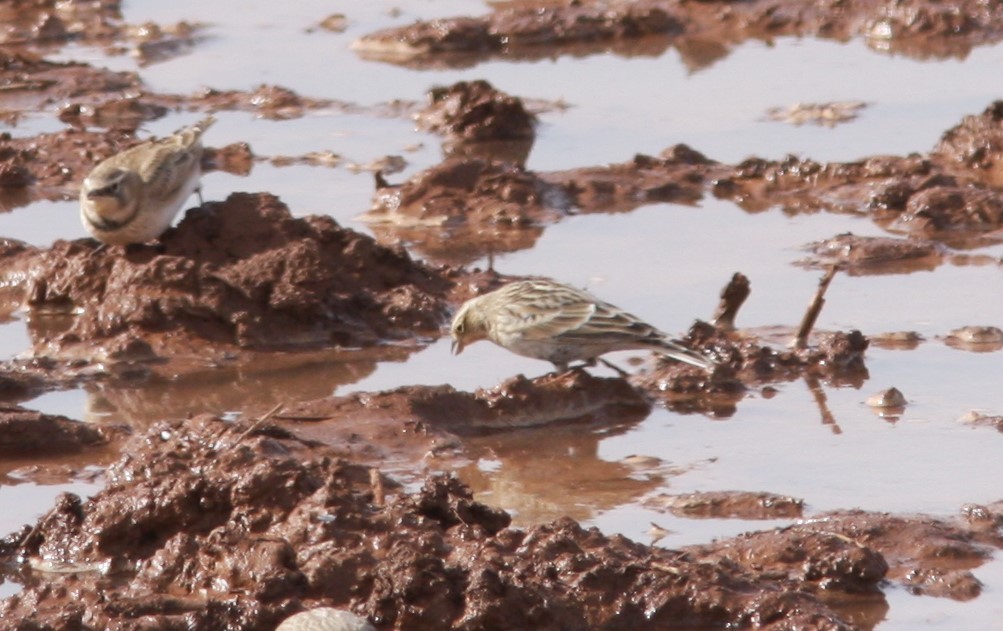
<box><xmin>176</xmin><ymin>115</ymin><xmax>217</xmax><ymax>145</ymax></box>
<box><xmin>657</xmin><ymin>338</ymin><xmax>716</xmax><ymax>370</ymax></box>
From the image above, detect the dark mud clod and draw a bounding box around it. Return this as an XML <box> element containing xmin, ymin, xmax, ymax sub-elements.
<box><xmin>710</xmin><ymin>272</ymin><xmax>751</xmax><ymax>330</ymax></box>
<box><xmin>3</xmin><ymin>193</ymin><xmax>455</xmax><ymax>364</ymax></box>
<box><xmin>0</xmin><ymin>418</ymin><xmax>895</xmax><ymax>629</ymax></box>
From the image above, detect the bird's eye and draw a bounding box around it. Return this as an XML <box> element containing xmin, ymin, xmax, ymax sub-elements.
<box><xmin>455</xmin><ymin>322</ymin><xmax>464</xmax><ymax>334</ymax></box>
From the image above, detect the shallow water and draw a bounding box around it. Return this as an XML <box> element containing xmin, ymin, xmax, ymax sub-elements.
<box><xmin>9</xmin><ymin>1</ymin><xmax>1003</xmax><ymax>628</ymax></box>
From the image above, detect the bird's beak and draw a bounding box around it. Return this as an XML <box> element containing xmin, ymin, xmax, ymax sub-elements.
<box><xmin>451</xmin><ymin>338</ymin><xmax>464</xmax><ymax>355</ymax></box>
<box><xmin>86</xmin><ymin>187</ymin><xmax>115</xmax><ymax>200</ymax></box>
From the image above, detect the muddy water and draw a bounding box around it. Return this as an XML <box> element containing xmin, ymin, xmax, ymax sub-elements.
<box><xmin>7</xmin><ymin>1</ymin><xmax>1003</xmax><ymax>628</ymax></box>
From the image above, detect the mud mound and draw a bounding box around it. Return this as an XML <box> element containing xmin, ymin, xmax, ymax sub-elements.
<box><xmin>543</xmin><ymin>144</ymin><xmax>719</xmax><ymax>212</ymax></box>
<box><xmin>354</xmin><ymin>0</ymin><xmax>1003</xmax><ymax>68</ymax></box>
<box><xmin>0</xmin><ymin>406</ymin><xmax>108</xmax><ymax>457</ymax></box>
<box><xmin>291</xmin><ymin>370</ymin><xmax>652</xmax><ymax>432</ymax></box>
<box><xmin>798</xmin><ymin>233</ymin><xmax>944</xmax><ymax>275</ymax></box>
<box><xmin>365</xmin><ymin>158</ymin><xmax>568</xmax><ymax>264</ymax></box>
<box><xmin>0</xmin><ymin>415</ymin><xmax>867</xmax><ymax>630</ymax></box>
<box><xmin>415</xmin><ymin>80</ymin><xmax>536</xmax><ymax>142</ymax></box>
<box><xmin>630</xmin><ymin>321</ymin><xmax>869</xmax><ymax>416</ymax></box>
<box><xmin>689</xmin><ymin>508</ymin><xmax>1003</xmax><ymax>601</ymax></box>
<box><xmin>9</xmin><ymin>192</ymin><xmax>452</xmax><ymax>362</ymax></box>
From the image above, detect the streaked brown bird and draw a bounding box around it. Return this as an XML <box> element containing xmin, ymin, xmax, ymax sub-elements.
<box><xmin>450</xmin><ymin>278</ymin><xmax>715</xmax><ymax>372</ymax></box>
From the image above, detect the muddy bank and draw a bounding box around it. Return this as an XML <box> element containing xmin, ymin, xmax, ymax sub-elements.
<box><xmin>269</xmin><ymin>371</ymin><xmax>655</xmax><ymax>492</ymax></box>
<box><xmin>647</xmin><ymin>490</ymin><xmax>805</xmax><ymax>520</ymax></box>
<box><xmin>687</xmin><ymin>507</ymin><xmax>1003</xmax><ymax>602</ymax></box>
<box><xmin>364</xmin><ymin>143</ymin><xmax>719</xmax><ymax>265</ymax></box>
<box><xmin>0</xmin><ymin>0</ymin><xmax>204</xmax><ymax>66</ymax></box>
<box><xmin>287</xmin><ymin>370</ymin><xmax>651</xmax><ymax>433</ymax></box>
<box><xmin>370</xmin><ymin>101</ymin><xmax>1003</xmax><ymax>267</ymax></box>
<box><xmin>353</xmin><ymin>0</ymin><xmax>1003</xmax><ymax>68</ymax></box>
<box><xmin>365</xmin><ymin>158</ymin><xmax>568</xmax><ymax>265</ymax></box>
<box><xmin>0</xmin><ymin>405</ymin><xmax>110</xmax><ymax>458</ymax></box>
<box><xmin>1</xmin><ymin>414</ymin><xmax>886</xmax><ymax>630</ymax></box>
<box><xmin>0</xmin><ymin>192</ymin><xmax>454</xmax><ymax>364</ymax></box>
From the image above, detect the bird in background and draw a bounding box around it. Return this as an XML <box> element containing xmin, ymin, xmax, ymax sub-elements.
<box><xmin>450</xmin><ymin>278</ymin><xmax>716</xmax><ymax>373</ymax></box>
<box><xmin>79</xmin><ymin>115</ymin><xmax>216</xmax><ymax>245</ymax></box>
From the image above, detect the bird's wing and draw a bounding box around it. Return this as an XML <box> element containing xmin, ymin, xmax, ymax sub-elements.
<box><xmin>106</xmin><ymin>117</ymin><xmax>213</xmax><ymax>202</ymax></box>
<box><xmin>135</xmin><ymin>139</ymin><xmax>202</xmax><ymax>202</ymax></box>
<box><xmin>496</xmin><ymin>299</ymin><xmax>597</xmax><ymax>340</ymax></box>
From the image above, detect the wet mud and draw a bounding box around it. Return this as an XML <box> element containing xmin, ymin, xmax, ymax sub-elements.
<box><xmin>4</xmin><ymin>416</ymin><xmax>1003</xmax><ymax>628</ymax></box>
<box><xmin>0</xmin><ymin>416</ymin><xmax>886</xmax><ymax>630</ymax></box>
<box><xmin>0</xmin><ymin>192</ymin><xmax>453</xmax><ymax>365</ymax></box>
<box><xmin>0</xmin><ymin>405</ymin><xmax>109</xmax><ymax>458</ymax></box>
<box><xmin>369</xmin><ymin>100</ymin><xmax>1003</xmax><ymax>271</ymax></box>
<box><xmin>354</xmin><ymin>0</ymin><xmax>1003</xmax><ymax>68</ymax></box>
<box><xmin>2</xmin><ymin>1</ymin><xmax>1003</xmax><ymax>629</ymax></box>
<box><xmin>646</xmin><ymin>490</ymin><xmax>805</xmax><ymax>520</ymax></box>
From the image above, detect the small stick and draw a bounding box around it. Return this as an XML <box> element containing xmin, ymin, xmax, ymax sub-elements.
<box><xmin>369</xmin><ymin>468</ymin><xmax>385</xmax><ymax>507</ymax></box>
<box><xmin>793</xmin><ymin>265</ymin><xmax>837</xmax><ymax>349</ymax></box>
<box><xmin>233</xmin><ymin>401</ymin><xmax>285</xmax><ymax>445</ymax></box>
<box><xmin>272</xmin><ymin>414</ymin><xmax>333</xmax><ymax>422</ymax></box>
<box><xmin>711</xmin><ymin>272</ymin><xmax>751</xmax><ymax>330</ymax></box>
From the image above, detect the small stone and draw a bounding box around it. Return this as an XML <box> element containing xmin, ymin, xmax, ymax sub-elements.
<box><xmin>867</xmin><ymin>387</ymin><xmax>907</xmax><ymax>409</ymax></box>
<box><xmin>276</xmin><ymin>608</ymin><xmax>375</xmax><ymax>631</ymax></box>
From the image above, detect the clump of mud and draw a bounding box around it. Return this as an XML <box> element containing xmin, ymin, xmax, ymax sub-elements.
<box><xmin>370</xmin><ymin>102</ymin><xmax>1003</xmax><ymax>267</ymax></box>
<box><xmin>0</xmin><ymin>415</ymin><xmax>881</xmax><ymax>630</ymax></box>
<box><xmin>416</xmin><ymin>80</ymin><xmax>536</xmax><ymax>143</ymax></box>
<box><xmin>365</xmin><ymin>158</ymin><xmax>568</xmax><ymax>264</ymax></box>
<box><xmin>2</xmin><ymin>192</ymin><xmax>453</xmax><ymax>363</ymax></box>
<box><xmin>290</xmin><ymin>369</ymin><xmax>651</xmax><ymax>433</ymax></box>
<box><xmin>353</xmin><ymin>0</ymin><xmax>1003</xmax><ymax>69</ymax></box>
<box><xmin>0</xmin><ymin>405</ymin><xmax>109</xmax><ymax>457</ymax></box>
<box><xmin>798</xmin><ymin>233</ymin><xmax>944</xmax><ymax>275</ymax></box>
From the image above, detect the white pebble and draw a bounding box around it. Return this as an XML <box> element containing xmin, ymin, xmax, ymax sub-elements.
<box><xmin>276</xmin><ymin>608</ymin><xmax>375</xmax><ymax>631</ymax></box>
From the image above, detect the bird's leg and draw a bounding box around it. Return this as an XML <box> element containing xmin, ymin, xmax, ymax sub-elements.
<box><xmin>195</xmin><ymin>185</ymin><xmax>204</xmax><ymax>206</ymax></box>
<box><xmin>598</xmin><ymin>358</ymin><xmax>630</xmax><ymax>378</ymax></box>
<box><xmin>551</xmin><ymin>361</ymin><xmax>570</xmax><ymax>374</ymax></box>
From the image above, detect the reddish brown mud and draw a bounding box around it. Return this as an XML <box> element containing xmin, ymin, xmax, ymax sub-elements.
<box><xmin>0</xmin><ymin>405</ymin><xmax>110</xmax><ymax>458</ymax></box>
<box><xmin>688</xmin><ymin>508</ymin><xmax>1003</xmax><ymax>602</ymax></box>
<box><xmin>646</xmin><ymin>490</ymin><xmax>805</xmax><ymax>520</ymax></box>
<box><xmin>2</xmin><ymin>2</ymin><xmax>1003</xmax><ymax>629</ymax></box>
<box><xmin>627</xmin><ymin>320</ymin><xmax>868</xmax><ymax>415</ymax></box>
<box><xmin>369</xmin><ymin>102</ymin><xmax>1003</xmax><ymax>266</ymax></box>
<box><xmin>798</xmin><ymin>233</ymin><xmax>944</xmax><ymax>275</ymax></box>
<box><xmin>0</xmin><ymin>0</ymin><xmax>203</xmax><ymax>65</ymax></box>
<box><xmin>0</xmin><ymin>193</ymin><xmax>454</xmax><ymax>364</ymax></box>
<box><xmin>415</xmin><ymin>80</ymin><xmax>536</xmax><ymax>144</ymax></box>
<box><xmin>365</xmin><ymin>158</ymin><xmax>568</xmax><ymax>265</ymax></box>
<box><xmin>271</xmin><ymin>371</ymin><xmax>652</xmax><ymax>479</ymax></box>
<box><xmin>0</xmin><ymin>415</ymin><xmax>887</xmax><ymax>631</ymax></box>
<box><xmin>414</xmin><ymin>80</ymin><xmax>538</xmax><ymax>166</ymax></box>
<box><xmin>354</xmin><ymin>0</ymin><xmax>1003</xmax><ymax>68</ymax></box>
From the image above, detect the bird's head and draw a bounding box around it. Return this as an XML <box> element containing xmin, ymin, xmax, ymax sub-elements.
<box><xmin>81</xmin><ymin>168</ymin><xmax>142</xmax><ymax>227</ymax></box>
<box><xmin>450</xmin><ymin>296</ymin><xmax>490</xmax><ymax>356</ymax></box>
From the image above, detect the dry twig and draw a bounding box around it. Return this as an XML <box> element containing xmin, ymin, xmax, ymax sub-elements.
<box><xmin>793</xmin><ymin>266</ymin><xmax>837</xmax><ymax>349</ymax></box>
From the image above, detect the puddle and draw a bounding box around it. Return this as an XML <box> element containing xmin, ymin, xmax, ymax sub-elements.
<box><xmin>3</xmin><ymin>0</ymin><xmax>1003</xmax><ymax>627</ymax></box>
